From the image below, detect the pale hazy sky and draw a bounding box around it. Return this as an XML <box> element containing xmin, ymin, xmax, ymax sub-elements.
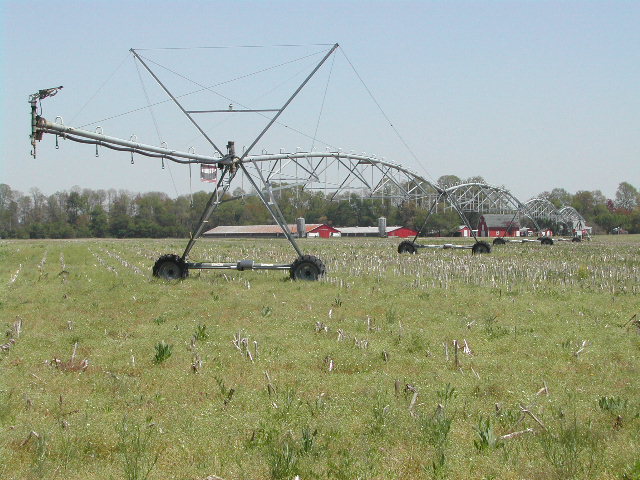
<box><xmin>2</xmin><ymin>1</ymin><xmax>638</xmax><ymax>201</ymax></box>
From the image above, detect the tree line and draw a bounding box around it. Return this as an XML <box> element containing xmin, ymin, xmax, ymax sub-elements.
<box><xmin>1</xmin><ymin>179</ymin><xmax>639</xmax><ymax>239</ymax></box>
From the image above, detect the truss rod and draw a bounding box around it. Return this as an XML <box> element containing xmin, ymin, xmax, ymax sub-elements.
<box><xmin>182</xmin><ymin>165</ymin><xmax>237</xmax><ymax>259</ymax></box>
<box><xmin>130</xmin><ymin>49</ymin><xmax>226</xmax><ymax>157</ymax></box>
<box><xmin>238</xmin><ymin>43</ymin><xmax>339</xmax><ymax>164</ymax></box>
<box><xmin>186</xmin><ymin>109</ymin><xmax>280</xmax><ymax>113</ymax></box>
<box><xmin>239</xmin><ymin>163</ymin><xmax>304</xmax><ymax>258</ymax></box>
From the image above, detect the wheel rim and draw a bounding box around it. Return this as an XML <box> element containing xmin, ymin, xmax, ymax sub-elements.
<box><xmin>293</xmin><ymin>262</ymin><xmax>320</xmax><ymax>280</ymax></box>
<box><xmin>398</xmin><ymin>242</ymin><xmax>416</xmax><ymax>254</ymax></box>
<box><xmin>156</xmin><ymin>261</ymin><xmax>181</xmax><ymax>280</ymax></box>
<box><xmin>472</xmin><ymin>242</ymin><xmax>491</xmax><ymax>254</ymax></box>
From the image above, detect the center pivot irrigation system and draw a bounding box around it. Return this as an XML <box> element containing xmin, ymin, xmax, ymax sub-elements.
<box><xmin>29</xmin><ymin>44</ymin><xmax>560</xmax><ymax>281</ymax></box>
<box><xmin>521</xmin><ymin>198</ymin><xmax>589</xmax><ymax>243</ymax></box>
<box><xmin>395</xmin><ymin>181</ymin><xmax>554</xmax><ymax>254</ymax></box>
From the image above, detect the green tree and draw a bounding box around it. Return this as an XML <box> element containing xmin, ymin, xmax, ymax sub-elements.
<box><xmin>437</xmin><ymin>175</ymin><xmax>461</xmax><ymax>189</ymax></box>
<box><xmin>615</xmin><ymin>182</ymin><xmax>638</xmax><ymax>211</ymax></box>
<box><xmin>109</xmin><ymin>214</ymin><xmax>133</xmax><ymax>238</ymax></box>
<box><xmin>0</xmin><ymin>184</ymin><xmax>20</xmax><ymax>237</ymax></box>
<box><xmin>90</xmin><ymin>206</ymin><xmax>109</xmax><ymax>237</ymax></box>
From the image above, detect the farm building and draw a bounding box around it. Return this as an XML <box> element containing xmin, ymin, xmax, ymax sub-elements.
<box><xmin>387</xmin><ymin>226</ymin><xmax>418</xmax><ymax>238</ymax></box>
<box><xmin>306</xmin><ymin>224</ymin><xmax>342</xmax><ymax>238</ymax></box>
<box><xmin>477</xmin><ymin>214</ymin><xmax>521</xmax><ymax>237</ymax></box>
<box><xmin>337</xmin><ymin>226</ymin><xmax>418</xmax><ymax>238</ymax></box>
<box><xmin>203</xmin><ymin>217</ymin><xmax>416</xmax><ymax>239</ymax></box>
<box><xmin>203</xmin><ymin>223</ymin><xmax>340</xmax><ymax>239</ymax></box>
<box><xmin>519</xmin><ymin>227</ymin><xmax>553</xmax><ymax>237</ymax></box>
<box><xmin>456</xmin><ymin>225</ymin><xmax>473</xmax><ymax>237</ymax></box>
<box><xmin>203</xmin><ymin>222</ymin><xmax>416</xmax><ymax>239</ymax></box>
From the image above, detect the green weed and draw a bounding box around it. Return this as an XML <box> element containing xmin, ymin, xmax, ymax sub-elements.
<box><xmin>300</xmin><ymin>425</ymin><xmax>316</xmax><ymax>454</ymax></box>
<box><xmin>273</xmin><ymin>386</ymin><xmax>302</xmax><ymax>421</ymax></box>
<box><xmin>268</xmin><ymin>439</ymin><xmax>298</xmax><ymax>480</ymax></box>
<box><xmin>117</xmin><ymin>417</ymin><xmax>159</xmax><ymax>480</ymax></box>
<box><xmin>306</xmin><ymin>393</ymin><xmax>327</xmax><ymax>417</ymax></box>
<box><xmin>576</xmin><ymin>265</ymin><xmax>589</xmax><ymax>280</ymax></box>
<box><xmin>31</xmin><ymin>431</ymin><xmax>49</xmax><ymax>477</ymax></box>
<box><xmin>427</xmin><ymin>451</ymin><xmax>447</xmax><ymax>480</ymax></box>
<box><xmin>421</xmin><ymin>408</ymin><xmax>452</xmax><ymax>449</ymax></box>
<box><xmin>193</xmin><ymin>324</ymin><xmax>209</xmax><ymax>340</ymax></box>
<box><xmin>623</xmin><ymin>459</ymin><xmax>640</xmax><ymax>480</ymax></box>
<box><xmin>153</xmin><ymin>341</ymin><xmax>172</xmax><ymax>364</ymax></box>
<box><xmin>484</xmin><ymin>316</ymin><xmax>509</xmax><ymax>339</ymax></box>
<box><xmin>214</xmin><ymin>376</ymin><xmax>235</xmax><ymax>405</ymax></box>
<box><xmin>597</xmin><ymin>395</ymin><xmax>628</xmax><ymax>413</ymax></box>
<box><xmin>405</xmin><ymin>331</ymin><xmax>425</xmax><ymax>353</ymax></box>
<box><xmin>385</xmin><ymin>307</ymin><xmax>398</xmax><ymax>324</ymax></box>
<box><xmin>539</xmin><ymin>416</ymin><xmax>601</xmax><ymax>479</ymax></box>
<box><xmin>436</xmin><ymin>383</ymin><xmax>458</xmax><ymax>406</ymax></box>
<box><xmin>474</xmin><ymin>416</ymin><xmax>501</xmax><ymax>452</ymax></box>
<box><xmin>0</xmin><ymin>390</ymin><xmax>14</xmax><ymax>425</ymax></box>
<box><xmin>368</xmin><ymin>396</ymin><xmax>390</xmax><ymax>436</ymax></box>
<box><xmin>327</xmin><ymin>447</ymin><xmax>362</xmax><ymax>480</ymax></box>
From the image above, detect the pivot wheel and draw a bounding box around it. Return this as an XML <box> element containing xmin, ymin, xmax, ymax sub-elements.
<box><xmin>572</xmin><ymin>237</ymin><xmax>582</xmax><ymax>242</ymax></box>
<box><xmin>540</xmin><ymin>237</ymin><xmax>554</xmax><ymax>246</ymax></box>
<box><xmin>471</xmin><ymin>241</ymin><xmax>491</xmax><ymax>254</ymax></box>
<box><xmin>493</xmin><ymin>237</ymin><xmax>506</xmax><ymax>245</ymax></box>
<box><xmin>153</xmin><ymin>254</ymin><xmax>188</xmax><ymax>280</ymax></box>
<box><xmin>290</xmin><ymin>255</ymin><xmax>326</xmax><ymax>281</ymax></box>
<box><xmin>397</xmin><ymin>240</ymin><xmax>417</xmax><ymax>254</ymax></box>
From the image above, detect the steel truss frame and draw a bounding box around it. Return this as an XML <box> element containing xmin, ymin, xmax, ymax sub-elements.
<box><xmin>524</xmin><ymin>198</ymin><xmax>588</xmax><ymax>241</ymax></box>
<box><xmin>31</xmin><ymin>109</ymin><xmax>498</xmax><ymax>264</ymax></box>
<box><xmin>437</xmin><ymin>183</ymin><xmax>553</xmax><ymax>247</ymax></box>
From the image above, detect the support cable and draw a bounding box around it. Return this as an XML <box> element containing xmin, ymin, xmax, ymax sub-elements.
<box><xmin>339</xmin><ymin>47</ymin><xmax>436</xmax><ymax>184</ymax></box>
<box><xmin>134</xmin><ymin>57</ymin><xmax>163</xmax><ymax>143</ymax></box>
<box><xmin>136</xmin><ymin>48</ymin><xmax>331</xmax><ymax>121</ymax></box>
<box><xmin>133</xmin><ymin>43</ymin><xmax>335</xmax><ymax>51</ymax></box>
<box><xmin>69</xmin><ymin>54</ymin><xmax>129</xmax><ymax>125</ymax></box>
<box><xmin>180</xmin><ymin>59</ymin><xmax>328</xmax><ymax>147</ymax></box>
<box><xmin>78</xmin><ymin>49</ymin><xmax>327</xmax><ymax>128</ymax></box>
<box><xmin>134</xmin><ymin>55</ymin><xmax>180</xmax><ymax>198</ymax></box>
<box><xmin>310</xmin><ymin>53</ymin><xmax>335</xmax><ymax>152</ymax></box>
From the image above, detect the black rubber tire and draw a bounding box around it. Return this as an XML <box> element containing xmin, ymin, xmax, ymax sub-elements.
<box><xmin>471</xmin><ymin>241</ymin><xmax>491</xmax><ymax>254</ymax></box>
<box><xmin>289</xmin><ymin>255</ymin><xmax>326</xmax><ymax>281</ymax></box>
<box><xmin>493</xmin><ymin>237</ymin><xmax>507</xmax><ymax>245</ymax></box>
<box><xmin>152</xmin><ymin>254</ymin><xmax>188</xmax><ymax>280</ymax></box>
<box><xmin>571</xmin><ymin>237</ymin><xmax>582</xmax><ymax>242</ymax></box>
<box><xmin>397</xmin><ymin>240</ymin><xmax>417</xmax><ymax>254</ymax></box>
<box><xmin>540</xmin><ymin>237</ymin><xmax>554</xmax><ymax>246</ymax></box>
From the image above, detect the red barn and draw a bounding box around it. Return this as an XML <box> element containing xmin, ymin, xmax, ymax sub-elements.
<box><xmin>203</xmin><ymin>223</ymin><xmax>338</xmax><ymax>238</ymax></box>
<box><xmin>477</xmin><ymin>215</ymin><xmax>521</xmax><ymax>237</ymax></box>
<box><xmin>456</xmin><ymin>225</ymin><xmax>473</xmax><ymax>237</ymax></box>
<box><xmin>387</xmin><ymin>226</ymin><xmax>418</xmax><ymax>238</ymax></box>
<box><xmin>307</xmin><ymin>224</ymin><xmax>341</xmax><ymax>238</ymax></box>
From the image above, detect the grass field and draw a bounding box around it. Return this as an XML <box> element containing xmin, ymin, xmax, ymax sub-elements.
<box><xmin>1</xmin><ymin>235</ymin><xmax>639</xmax><ymax>479</ymax></box>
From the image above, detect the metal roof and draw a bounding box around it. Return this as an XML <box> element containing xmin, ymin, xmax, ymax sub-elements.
<box><xmin>337</xmin><ymin>226</ymin><xmax>405</xmax><ymax>234</ymax></box>
<box><xmin>478</xmin><ymin>214</ymin><xmax>520</xmax><ymax>228</ymax></box>
<box><xmin>204</xmin><ymin>224</ymin><xmax>325</xmax><ymax>235</ymax></box>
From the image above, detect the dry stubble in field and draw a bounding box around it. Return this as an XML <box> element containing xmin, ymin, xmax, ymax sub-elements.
<box><xmin>1</xmin><ymin>236</ymin><xmax>639</xmax><ymax>479</ymax></box>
